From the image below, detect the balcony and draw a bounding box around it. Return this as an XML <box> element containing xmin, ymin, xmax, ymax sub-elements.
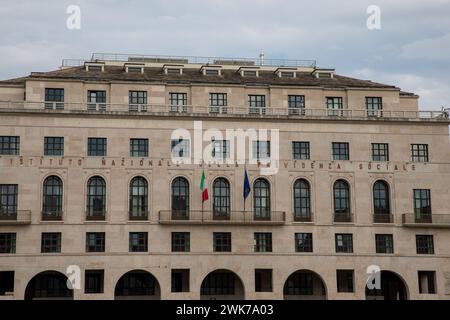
<box><xmin>334</xmin><ymin>212</ymin><xmax>353</xmax><ymax>223</ymax></box>
<box><xmin>1</xmin><ymin>101</ymin><xmax>448</xmax><ymax>122</ymax></box>
<box><xmin>158</xmin><ymin>210</ymin><xmax>286</xmax><ymax>225</ymax></box>
<box><xmin>0</xmin><ymin>210</ymin><xmax>31</xmax><ymax>225</ymax></box>
<box><xmin>373</xmin><ymin>213</ymin><xmax>393</xmax><ymax>223</ymax></box>
<box><xmin>402</xmin><ymin>213</ymin><xmax>450</xmax><ymax>228</ymax></box>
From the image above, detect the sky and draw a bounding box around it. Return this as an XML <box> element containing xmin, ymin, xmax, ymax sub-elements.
<box><xmin>0</xmin><ymin>0</ymin><xmax>449</xmax><ymax>110</ymax></box>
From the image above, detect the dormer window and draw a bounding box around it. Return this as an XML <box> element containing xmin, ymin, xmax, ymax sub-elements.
<box><xmin>312</xmin><ymin>68</ymin><xmax>335</xmax><ymax>79</ymax></box>
<box><xmin>163</xmin><ymin>64</ymin><xmax>184</xmax><ymax>75</ymax></box>
<box><xmin>239</xmin><ymin>67</ymin><xmax>260</xmax><ymax>77</ymax></box>
<box><xmin>85</xmin><ymin>62</ymin><xmax>105</xmax><ymax>72</ymax></box>
<box><xmin>124</xmin><ymin>63</ymin><xmax>144</xmax><ymax>73</ymax></box>
<box><xmin>275</xmin><ymin>68</ymin><xmax>297</xmax><ymax>78</ymax></box>
<box><xmin>200</xmin><ymin>65</ymin><xmax>222</xmax><ymax>76</ymax></box>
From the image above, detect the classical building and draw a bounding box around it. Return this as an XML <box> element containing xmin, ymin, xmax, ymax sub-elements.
<box><xmin>0</xmin><ymin>53</ymin><xmax>449</xmax><ymax>300</ymax></box>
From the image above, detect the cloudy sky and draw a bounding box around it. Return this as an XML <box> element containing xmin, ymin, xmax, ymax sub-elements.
<box><xmin>1</xmin><ymin>0</ymin><xmax>449</xmax><ymax>109</ymax></box>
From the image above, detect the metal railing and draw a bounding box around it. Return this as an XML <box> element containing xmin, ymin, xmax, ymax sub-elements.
<box><xmin>85</xmin><ymin>210</ymin><xmax>106</xmax><ymax>221</ymax></box>
<box><xmin>129</xmin><ymin>211</ymin><xmax>149</xmax><ymax>221</ymax></box>
<box><xmin>334</xmin><ymin>212</ymin><xmax>353</xmax><ymax>223</ymax></box>
<box><xmin>0</xmin><ymin>210</ymin><xmax>32</xmax><ymax>224</ymax></box>
<box><xmin>1</xmin><ymin>101</ymin><xmax>448</xmax><ymax>121</ymax></box>
<box><xmin>402</xmin><ymin>213</ymin><xmax>450</xmax><ymax>227</ymax></box>
<box><xmin>41</xmin><ymin>211</ymin><xmax>63</xmax><ymax>221</ymax></box>
<box><xmin>158</xmin><ymin>210</ymin><xmax>286</xmax><ymax>224</ymax></box>
<box><xmin>60</xmin><ymin>53</ymin><xmax>317</xmax><ymax>68</ymax></box>
<box><xmin>373</xmin><ymin>213</ymin><xmax>393</xmax><ymax>223</ymax></box>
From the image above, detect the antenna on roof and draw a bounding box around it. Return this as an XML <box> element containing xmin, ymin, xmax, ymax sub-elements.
<box><xmin>259</xmin><ymin>50</ymin><xmax>265</xmax><ymax>66</ymax></box>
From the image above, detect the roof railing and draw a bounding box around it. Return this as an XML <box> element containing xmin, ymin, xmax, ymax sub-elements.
<box><xmin>61</xmin><ymin>53</ymin><xmax>317</xmax><ymax>68</ymax></box>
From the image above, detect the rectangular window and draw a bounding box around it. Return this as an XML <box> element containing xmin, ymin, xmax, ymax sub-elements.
<box><xmin>86</xmin><ymin>232</ymin><xmax>105</xmax><ymax>252</ymax></box>
<box><xmin>171</xmin><ymin>139</ymin><xmax>190</xmax><ymax>158</ymax></box>
<box><xmin>295</xmin><ymin>233</ymin><xmax>313</xmax><ymax>252</ymax></box>
<box><xmin>41</xmin><ymin>232</ymin><xmax>61</xmax><ymax>253</ymax></box>
<box><xmin>129</xmin><ymin>232</ymin><xmax>148</xmax><ymax>252</ymax></box>
<box><xmin>171</xmin><ymin>232</ymin><xmax>190</xmax><ymax>252</ymax></box>
<box><xmin>326</xmin><ymin>97</ymin><xmax>343</xmax><ymax>116</ymax></box>
<box><xmin>332</xmin><ymin>142</ymin><xmax>349</xmax><ymax>160</ymax></box>
<box><xmin>0</xmin><ymin>233</ymin><xmax>16</xmax><ymax>254</ymax></box>
<box><xmin>0</xmin><ymin>184</ymin><xmax>18</xmax><ymax>217</ymax></box>
<box><xmin>375</xmin><ymin>234</ymin><xmax>394</xmax><ymax>254</ymax></box>
<box><xmin>372</xmin><ymin>143</ymin><xmax>389</xmax><ymax>161</ymax></box>
<box><xmin>418</xmin><ymin>271</ymin><xmax>436</xmax><ymax>294</ymax></box>
<box><xmin>171</xmin><ymin>269</ymin><xmax>190</xmax><ymax>292</ymax></box>
<box><xmin>0</xmin><ymin>271</ymin><xmax>14</xmax><ymax>295</ymax></box>
<box><xmin>254</xmin><ymin>233</ymin><xmax>272</xmax><ymax>252</ymax></box>
<box><xmin>0</xmin><ymin>136</ymin><xmax>20</xmax><ymax>155</ymax></box>
<box><xmin>85</xmin><ymin>270</ymin><xmax>104</xmax><ymax>294</ymax></box>
<box><xmin>45</xmin><ymin>88</ymin><xmax>64</xmax><ymax>109</ymax></box>
<box><xmin>416</xmin><ymin>235</ymin><xmax>434</xmax><ymax>254</ymax></box>
<box><xmin>336</xmin><ymin>270</ymin><xmax>354</xmax><ymax>293</ymax></box>
<box><xmin>243</xmin><ymin>70</ymin><xmax>257</xmax><ymax>77</ymax></box>
<box><xmin>252</xmin><ymin>141</ymin><xmax>270</xmax><ymax>159</ymax></box>
<box><xmin>413</xmin><ymin>189</ymin><xmax>432</xmax><ymax>220</ymax></box>
<box><xmin>209</xmin><ymin>93</ymin><xmax>227</xmax><ymax>113</ymax></box>
<box><xmin>335</xmin><ymin>234</ymin><xmax>353</xmax><ymax>253</ymax></box>
<box><xmin>87</xmin><ymin>90</ymin><xmax>106</xmax><ymax>111</ymax></box>
<box><xmin>248</xmin><ymin>95</ymin><xmax>266</xmax><ymax>114</ymax></box>
<box><xmin>211</xmin><ymin>140</ymin><xmax>230</xmax><ymax>159</ymax></box>
<box><xmin>169</xmin><ymin>93</ymin><xmax>188</xmax><ymax>112</ymax></box>
<box><xmin>411</xmin><ymin>144</ymin><xmax>429</xmax><ymax>162</ymax></box>
<box><xmin>288</xmin><ymin>95</ymin><xmax>305</xmax><ymax>115</ymax></box>
<box><xmin>130</xmin><ymin>138</ymin><xmax>149</xmax><ymax>157</ymax></box>
<box><xmin>129</xmin><ymin>91</ymin><xmax>147</xmax><ymax>112</ymax></box>
<box><xmin>44</xmin><ymin>137</ymin><xmax>64</xmax><ymax>156</ymax></box>
<box><xmin>87</xmin><ymin>138</ymin><xmax>107</xmax><ymax>156</ymax></box>
<box><xmin>366</xmin><ymin>97</ymin><xmax>383</xmax><ymax>116</ymax></box>
<box><xmin>213</xmin><ymin>232</ymin><xmax>231</xmax><ymax>252</ymax></box>
<box><xmin>255</xmin><ymin>269</ymin><xmax>273</xmax><ymax>292</ymax></box>
<box><xmin>292</xmin><ymin>141</ymin><xmax>310</xmax><ymax>160</ymax></box>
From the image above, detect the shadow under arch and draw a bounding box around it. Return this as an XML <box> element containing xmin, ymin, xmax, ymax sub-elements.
<box><xmin>114</xmin><ymin>269</ymin><xmax>161</xmax><ymax>300</ymax></box>
<box><xmin>200</xmin><ymin>269</ymin><xmax>245</xmax><ymax>300</ymax></box>
<box><xmin>365</xmin><ymin>270</ymin><xmax>408</xmax><ymax>300</ymax></box>
<box><xmin>25</xmin><ymin>270</ymin><xmax>73</xmax><ymax>300</ymax></box>
<box><xmin>283</xmin><ymin>269</ymin><xmax>327</xmax><ymax>300</ymax></box>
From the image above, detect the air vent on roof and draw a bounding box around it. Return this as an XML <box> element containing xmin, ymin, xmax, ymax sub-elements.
<box><xmin>200</xmin><ymin>65</ymin><xmax>222</xmax><ymax>76</ymax></box>
<box><xmin>124</xmin><ymin>63</ymin><xmax>145</xmax><ymax>73</ymax></box>
<box><xmin>85</xmin><ymin>62</ymin><xmax>105</xmax><ymax>72</ymax></box>
<box><xmin>238</xmin><ymin>67</ymin><xmax>260</xmax><ymax>77</ymax></box>
<box><xmin>312</xmin><ymin>68</ymin><xmax>335</xmax><ymax>79</ymax></box>
<box><xmin>163</xmin><ymin>64</ymin><xmax>184</xmax><ymax>75</ymax></box>
<box><xmin>275</xmin><ymin>68</ymin><xmax>297</xmax><ymax>78</ymax></box>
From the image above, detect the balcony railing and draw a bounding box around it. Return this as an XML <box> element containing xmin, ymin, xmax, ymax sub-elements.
<box><xmin>334</xmin><ymin>212</ymin><xmax>353</xmax><ymax>223</ymax></box>
<box><xmin>85</xmin><ymin>210</ymin><xmax>106</xmax><ymax>221</ymax></box>
<box><xmin>0</xmin><ymin>101</ymin><xmax>448</xmax><ymax>121</ymax></box>
<box><xmin>0</xmin><ymin>210</ymin><xmax>32</xmax><ymax>225</ymax></box>
<box><xmin>129</xmin><ymin>211</ymin><xmax>149</xmax><ymax>221</ymax></box>
<box><xmin>373</xmin><ymin>213</ymin><xmax>393</xmax><ymax>223</ymax></box>
<box><xmin>41</xmin><ymin>211</ymin><xmax>63</xmax><ymax>221</ymax></box>
<box><xmin>158</xmin><ymin>210</ymin><xmax>286</xmax><ymax>225</ymax></box>
<box><xmin>402</xmin><ymin>213</ymin><xmax>450</xmax><ymax>227</ymax></box>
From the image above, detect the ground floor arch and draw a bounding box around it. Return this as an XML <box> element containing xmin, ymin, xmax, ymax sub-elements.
<box><xmin>114</xmin><ymin>269</ymin><xmax>161</xmax><ymax>300</ymax></box>
<box><xmin>200</xmin><ymin>269</ymin><xmax>245</xmax><ymax>300</ymax></box>
<box><xmin>283</xmin><ymin>269</ymin><xmax>327</xmax><ymax>300</ymax></box>
<box><xmin>25</xmin><ymin>270</ymin><xmax>73</xmax><ymax>300</ymax></box>
<box><xmin>365</xmin><ymin>270</ymin><xmax>408</xmax><ymax>300</ymax></box>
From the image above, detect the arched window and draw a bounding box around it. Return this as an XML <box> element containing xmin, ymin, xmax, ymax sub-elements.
<box><xmin>333</xmin><ymin>180</ymin><xmax>350</xmax><ymax>222</ymax></box>
<box><xmin>42</xmin><ymin>176</ymin><xmax>63</xmax><ymax>220</ymax></box>
<box><xmin>129</xmin><ymin>177</ymin><xmax>148</xmax><ymax>220</ymax></box>
<box><xmin>293</xmin><ymin>179</ymin><xmax>310</xmax><ymax>221</ymax></box>
<box><xmin>373</xmin><ymin>180</ymin><xmax>391</xmax><ymax>222</ymax></box>
<box><xmin>253</xmin><ymin>178</ymin><xmax>270</xmax><ymax>220</ymax></box>
<box><xmin>86</xmin><ymin>176</ymin><xmax>106</xmax><ymax>220</ymax></box>
<box><xmin>171</xmin><ymin>177</ymin><xmax>189</xmax><ymax>219</ymax></box>
<box><xmin>213</xmin><ymin>178</ymin><xmax>230</xmax><ymax>219</ymax></box>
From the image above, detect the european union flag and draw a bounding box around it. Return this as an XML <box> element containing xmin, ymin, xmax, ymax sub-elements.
<box><xmin>243</xmin><ymin>168</ymin><xmax>251</xmax><ymax>200</ymax></box>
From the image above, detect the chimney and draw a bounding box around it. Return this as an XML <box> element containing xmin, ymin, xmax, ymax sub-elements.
<box><xmin>259</xmin><ymin>50</ymin><xmax>265</xmax><ymax>66</ymax></box>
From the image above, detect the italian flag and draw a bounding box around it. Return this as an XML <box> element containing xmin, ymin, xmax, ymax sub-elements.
<box><xmin>200</xmin><ymin>169</ymin><xmax>209</xmax><ymax>202</ymax></box>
